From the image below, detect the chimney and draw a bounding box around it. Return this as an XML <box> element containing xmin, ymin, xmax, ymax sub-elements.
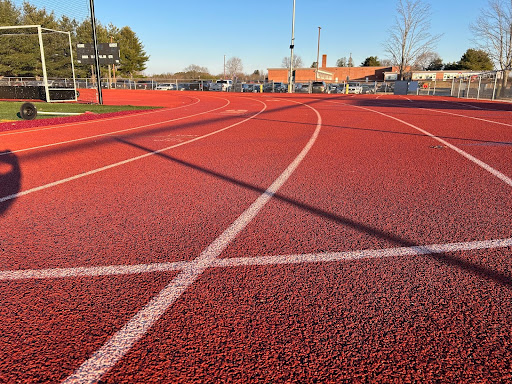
<box><xmin>322</xmin><ymin>54</ymin><xmax>327</xmax><ymax>68</ymax></box>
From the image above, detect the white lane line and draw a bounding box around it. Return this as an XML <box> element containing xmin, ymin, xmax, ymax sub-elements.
<box><xmin>2</xmin><ymin>237</ymin><xmax>511</xmax><ymax>281</ymax></box>
<box><xmin>338</xmin><ymin>98</ymin><xmax>512</xmax><ymax>127</ymax></box>
<box><xmin>423</xmin><ymin>107</ymin><xmax>512</xmax><ymax>127</ymax></box>
<box><xmin>343</xmin><ymin>103</ymin><xmax>512</xmax><ymax>188</ymax></box>
<box><xmin>215</xmin><ymin>237</ymin><xmax>512</xmax><ymax>268</ymax></box>
<box><xmin>62</xmin><ymin>99</ymin><xmax>322</xmax><ymax>384</ymax></box>
<box><xmin>0</xmin><ymin>261</ymin><xmax>191</xmax><ymax>280</ymax></box>
<box><xmin>0</xmin><ymin>97</ymin><xmax>202</xmax><ymax>137</ymax></box>
<box><xmin>0</xmin><ymin>100</ymin><xmax>262</xmax><ymax>205</ymax></box>
<box><xmin>0</xmin><ymin>99</ymin><xmax>231</xmax><ymax>156</ymax></box>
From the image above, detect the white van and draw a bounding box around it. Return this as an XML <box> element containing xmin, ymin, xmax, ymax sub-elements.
<box><xmin>210</xmin><ymin>79</ymin><xmax>232</xmax><ymax>91</ymax></box>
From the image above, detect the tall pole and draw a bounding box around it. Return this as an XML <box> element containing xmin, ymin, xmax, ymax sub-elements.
<box><xmin>89</xmin><ymin>0</ymin><xmax>103</xmax><ymax>104</ymax></box>
<box><xmin>223</xmin><ymin>55</ymin><xmax>226</xmax><ymax>79</ymax></box>
<box><xmin>288</xmin><ymin>0</ymin><xmax>296</xmax><ymax>93</ymax></box>
<box><xmin>316</xmin><ymin>26</ymin><xmax>321</xmax><ymax>81</ymax></box>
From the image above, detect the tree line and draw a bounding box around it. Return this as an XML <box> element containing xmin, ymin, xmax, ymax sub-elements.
<box><xmin>280</xmin><ymin>0</ymin><xmax>510</xmax><ymax>89</ymax></box>
<box><xmin>0</xmin><ymin>0</ymin><xmax>148</xmax><ymax>78</ymax></box>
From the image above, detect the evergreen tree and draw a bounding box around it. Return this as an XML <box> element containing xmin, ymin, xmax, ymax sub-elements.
<box><xmin>361</xmin><ymin>56</ymin><xmax>381</xmax><ymax>66</ymax></box>
<box><xmin>116</xmin><ymin>26</ymin><xmax>149</xmax><ymax>77</ymax></box>
<box><xmin>459</xmin><ymin>49</ymin><xmax>493</xmax><ymax>71</ymax></box>
<box><xmin>426</xmin><ymin>57</ymin><xmax>443</xmax><ymax>70</ymax></box>
<box><xmin>0</xmin><ymin>1</ymin><xmax>149</xmax><ymax>79</ymax></box>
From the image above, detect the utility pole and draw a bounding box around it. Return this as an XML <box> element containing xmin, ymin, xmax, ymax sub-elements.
<box><xmin>288</xmin><ymin>0</ymin><xmax>296</xmax><ymax>93</ymax></box>
<box><xmin>316</xmin><ymin>26</ymin><xmax>321</xmax><ymax>81</ymax></box>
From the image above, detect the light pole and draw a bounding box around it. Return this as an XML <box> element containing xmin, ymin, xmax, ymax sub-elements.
<box><xmin>223</xmin><ymin>55</ymin><xmax>226</xmax><ymax>79</ymax></box>
<box><xmin>316</xmin><ymin>26</ymin><xmax>321</xmax><ymax>81</ymax></box>
<box><xmin>288</xmin><ymin>0</ymin><xmax>296</xmax><ymax>93</ymax></box>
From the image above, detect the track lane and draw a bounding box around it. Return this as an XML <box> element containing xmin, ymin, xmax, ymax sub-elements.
<box><xmin>222</xmin><ymin>96</ymin><xmax>512</xmax><ymax>261</ymax></box>
<box><xmin>0</xmin><ymin>95</ymin><xmax>222</xmax><ymax>154</ymax></box>
<box><xmin>0</xmin><ymin>96</ymin><xmax>320</xmax><ymax>271</ymax></box>
<box><xmin>339</xmin><ymin>96</ymin><xmax>512</xmax><ymax>179</ymax></box>
<box><xmin>1</xmin><ymin>92</ymin><xmax>512</xmax><ymax>383</ymax></box>
<box><xmin>0</xmin><ymin>95</ymin><xmax>322</xmax><ymax>382</ymax></box>
<box><xmin>0</xmin><ymin>96</ymin><xmax>266</xmax><ymax>196</ymax></box>
<box><xmin>99</xmin><ymin>250</ymin><xmax>512</xmax><ymax>383</ymax></box>
<box><xmin>96</xmin><ymin>95</ymin><xmax>512</xmax><ymax>384</ymax></box>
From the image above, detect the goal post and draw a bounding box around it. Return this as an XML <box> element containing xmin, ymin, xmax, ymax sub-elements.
<box><xmin>0</xmin><ymin>24</ymin><xmax>78</xmax><ymax>102</ymax></box>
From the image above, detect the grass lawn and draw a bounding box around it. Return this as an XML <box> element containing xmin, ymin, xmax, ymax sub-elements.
<box><xmin>0</xmin><ymin>101</ymin><xmax>159</xmax><ymax>121</ymax></box>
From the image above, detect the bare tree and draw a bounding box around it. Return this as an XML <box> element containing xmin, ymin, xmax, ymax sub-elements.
<box><xmin>282</xmin><ymin>55</ymin><xmax>303</xmax><ymax>68</ymax></box>
<box><xmin>225</xmin><ymin>57</ymin><xmax>243</xmax><ymax>79</ymax></box>
<box><xmin>383</xmin><ymin>0</ymin><xmax>441</xmax><ymax>79</ymax></box>
<box><xmin>471</xmin><ymin>0</ymin><xmax>512</xmax><ymax>92</ymax></box>
<box><xmin>184</xmin><ymin>64</ymin><xmax>209</xmax><ymax>73</ymax></box>
<box><xmin>413</xmin><ymin>51</ymin><xmax>440</xmax><ymax>70</ymax></box>
<box><xmin>336</xmin><ymin>57</ymin><xmax>347</xmax><ymax>67</ymax></box>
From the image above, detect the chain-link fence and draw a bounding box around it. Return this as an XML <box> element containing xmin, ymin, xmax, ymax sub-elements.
<box><xmin>2</xmin><ymin>72</ymin><xmax>510</xmax><ymax>102</ymax></box>
<box><xmin>415</xmin><ymin>70</ymin><xmax>512</xmax><ymax>101</ymax></box>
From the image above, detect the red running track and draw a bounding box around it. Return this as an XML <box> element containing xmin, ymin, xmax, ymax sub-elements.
<box><xmin>0</xmin><ymin>90</ymin><xmax>511</xmax><ymax>383</ymax></box>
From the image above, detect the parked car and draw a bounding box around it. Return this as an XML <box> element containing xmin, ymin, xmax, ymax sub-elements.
<box><xmin>311</xmin><ymin>81</ymin><xmax>329</xmax><ymax>93</ymax></box>
<box><xmin>273</xmin><ymin>82</ymin><xmax>287</xmax><ymax>93</ymax></box>
<box><xmin>210</xmin><ymin>79</ymin><xmax>232</xmax><ymax>91</ymax></box>
<box><xmin>177</xmin><ymin>83</ymin><xmax>190</xmax><ymax>91</ymax></box>
<box><xmin>136</xmin><ymin>80</ymin><xmax>158</xmax><ymax>90</ymax></box>
<box><xmin>248</xmin><ymin>84</ymin><xmax>263</xmax><ymax>93</ymax></box>
<box><xmin>294</xmin><ymin>83</ymin><xmax>310</xmax><ymax>93</ymax></box>
<box><xmin>114</xmin><ymin>79</ymin><xmax>136</xmax><ymax>89</ymax></box>
<box><xmin>347</xmin><ymin>82</ymin><xmax>363</xmax><ymax>94</ymax></box>
<box><xmin>329</xmin><ymin>83</ymin><xmax>341</xmax><ymax>93</ymax></box>
<box><xmin>361</xmin><ymin>84</ymin><xmax>376</xmax><ymax>94</ymax></box>
<box><xmin>189</xmin><ymin>81</ymin><xmax>211</xmax><ymax>91</ymax></box>
<box><xmin>155</xmin><ymin>83</ymin><xmax>176</xmax><ymax>90</ymax></box>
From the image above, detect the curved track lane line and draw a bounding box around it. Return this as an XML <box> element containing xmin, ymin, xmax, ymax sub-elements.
<box><xmin>0</xmin><ymin>96</ymin><xmax>202</xmax><ymax>138</ymax></box>
<box><xmin>334</xmin><ymin>101</ymin><xmax>512</xmax><ymax>188</ymax></box>
<box><xmin>0</xmin><ymin>97</ymin><xmax>230</xmax><ymax>156</ymax></box>
<box><xmin>62</xmin><ymin>99</ymin><xmax>322</xmax><ymax>384</ymax></box>
<box><xmin>423</xmin><ymin>107</ymin><xmax>512</xmax><ymax>127</ymax></box>
<box><xmin>0</xmin><ymin>98</ymin><xmax>259</xmax><ymax>204</ymax></box>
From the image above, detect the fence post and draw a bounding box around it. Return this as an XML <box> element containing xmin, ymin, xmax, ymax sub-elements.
<box><xmin>451</xmin><ymin>78</ymin><xmax>455</xmax><ymax>96</ymax></box>
<box><xmin>467</xmin><ymin>77</ymin><xmax>471</xmax><ymax>98</ymax></box>
<box><xmin>477</xmin><ymin>76</ymin><xmax>481</xmax><ymax>99</ymax></box>
<box><xmin>492</xmin><ymin>72</ymin><xmax>498</xmax><ymax>100</ymax></box>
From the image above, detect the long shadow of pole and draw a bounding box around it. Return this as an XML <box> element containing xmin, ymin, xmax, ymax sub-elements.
<box><xmin>0</xmin><ymin>150</ymin><xmax>21</xmax><ymax>216</ymax></box>
<box><xmin>114</xmin><ymin>137</ymin><xmax>512</xmax><ymax>289</ymax></box>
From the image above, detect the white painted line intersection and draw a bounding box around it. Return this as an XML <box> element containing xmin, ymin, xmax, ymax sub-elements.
<box><xmin>1</xmin><ymin>237</ymin><xmax>511</xmax><ymax>282</ymax></box>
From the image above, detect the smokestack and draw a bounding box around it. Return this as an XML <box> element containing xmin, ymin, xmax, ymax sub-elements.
<box><xmin>322</xmin><ymin>54</ymin><xmax>327</xmax><ymax>68</ymax></box>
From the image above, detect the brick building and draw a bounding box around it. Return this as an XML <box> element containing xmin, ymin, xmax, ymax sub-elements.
<box><xmin>268</xmin><ymin>54</ymin><xmax>401</xmax><ymax>83</ymax></box>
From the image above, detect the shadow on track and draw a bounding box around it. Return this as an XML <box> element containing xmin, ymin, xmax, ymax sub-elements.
<box><xmin>274</xmin><ymin>93</ymin><xmax>512</xmax><ymax>112</ymax></box>
<box><xmin>249</xmin><ymin>116</ymin><xmax>512</xmax><ymax>147</ymax></box>
<box><xmin>115</xmin><ymin>136</ymin><xmax>512</xmax><ymax>289</ymax></box>
<box><xmin>0</xmin><ymin>150</ymin><xmax>21</xmax><ymax>216</ymax></box>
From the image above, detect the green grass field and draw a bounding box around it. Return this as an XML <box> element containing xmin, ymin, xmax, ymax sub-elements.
<box><xmin>0</xmin><ymin>101</ymin><xmax>159</xmax><ymax>122</ymax></box>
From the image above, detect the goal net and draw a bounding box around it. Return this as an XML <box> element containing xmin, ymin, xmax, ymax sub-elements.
<box><xmin>0</xmin><ymin>25</ymin><xmax>77</xmax><ymax>102</ymax></box>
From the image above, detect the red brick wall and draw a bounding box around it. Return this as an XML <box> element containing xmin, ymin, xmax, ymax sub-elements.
<box><xmin>268</xmin><ymin>66</ymin><xmax>401</xmax><ymax>83</ymax></box>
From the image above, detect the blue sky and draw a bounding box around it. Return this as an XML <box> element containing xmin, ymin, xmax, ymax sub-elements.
<box><xmin>20</xmin><ymin>0</ymin><xmax>489</xmax><ymax>76</ymax></box>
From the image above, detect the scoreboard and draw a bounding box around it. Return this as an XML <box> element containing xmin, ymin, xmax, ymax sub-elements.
<box><xmin>76</xmin><ymin>43</ymin><xmax>120</xmax><ymax>65</ymax></box>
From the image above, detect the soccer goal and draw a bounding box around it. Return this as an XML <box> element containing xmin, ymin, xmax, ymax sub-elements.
<box><xmin>0</xmin><ymin>25</ymin><xmax>78</xmax><ymax>102</ymax></box>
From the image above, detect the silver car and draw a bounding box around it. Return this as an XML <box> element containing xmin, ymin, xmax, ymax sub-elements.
<box><xmin>311</xmin><ymin>81</ymin><xmax>330</xmax><ymax>94</ymax></box>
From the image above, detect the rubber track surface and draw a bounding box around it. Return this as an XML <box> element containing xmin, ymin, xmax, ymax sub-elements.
<box><xmin>0</xmin><ymin>90</ymin><xmax>511</xmax><ymax>383</ymax></box>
